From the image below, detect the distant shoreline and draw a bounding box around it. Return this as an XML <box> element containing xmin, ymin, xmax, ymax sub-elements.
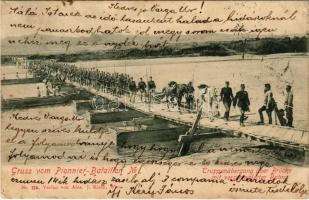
<box><xmin>1</xmin><ymin>52</ymin><xmax>307</xmax><ymax>67</ymax></box>
<box><xmin>1</xmin><ymin>36</ymin><xmax>307</xmax><ymax>64</ymax></box>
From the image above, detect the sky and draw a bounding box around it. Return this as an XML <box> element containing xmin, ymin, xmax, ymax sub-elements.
<box><xmin>1</xmin><ymin>1</ymin><xmax>308</xmax><ymax>40</ymax></box>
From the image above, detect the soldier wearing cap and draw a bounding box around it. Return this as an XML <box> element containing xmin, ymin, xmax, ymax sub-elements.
<box><xmin>147</xmin><ymin>76</ymin><xmax>156</xmax><ymax>103</ymax></box>
<box><xmin>258</xmin><ymin>83</ymin><xmax>275</xmax><ymax>124</ymax></box>
<box><xmin>284</xmin><ymin>85</ymin><xmax>293</xmax><ymax>127</ymax></box>
<box><xmin>37</xmin><ymin>86</ymin><xmax>41</xmax><ymax>97</ymax></box>
<box><xmin>186</xmin><ymin>81</ymin><xmax>195</xmax><ymax>112</ymax></box>
<box><xmin>138</xmin><ymin>77</ymin><xmax>146</xmax><ymax>102</ymax></box>
<box><xmin>233</xmin><ymin>84</ymin><xmax>250</xmax><ymax>126</ymax></box>
<box><xmin>46</xmin><ymin>85</ymin><xmax>52</xmax><ymax>97</ymax></box>
<box><xmin>196</xmin><ymin>84</ymin><xmax>208</xmax><ymax>112</ymax></box>
<box><xmin>129</xmin><ymin>77</ymin><xmax>137</xmax><ymax>103</ymax></box>
<box><xmin>220</xmin><ymin>81</ymin><xmax>234</xmax><ymax>121</ymax></box>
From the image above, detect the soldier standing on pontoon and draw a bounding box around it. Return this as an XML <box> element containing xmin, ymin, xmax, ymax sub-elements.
<box><xmin>147</xmin><ymin>76</ymin><xmax>156</xmax><ymax>103</ymax></box>
<box><xmin>196</xmin><ymin>84</ymin><xmax>208</xmax><ymax>114</ymax></box>
<box><xmin>138</xmin><ymin>77</ymin><xmax>147</xmax><ymax>102</ymax></box>
<box><xmin>258</xmin><ymin>83</ymin><xmax>276</xmax><ymax>124</ymax></box>
<box><xmin>220</xmin><ymin>81</ymin><xmax>234</xmax><ymax>121</ymax></box>
<box><xmin>129</xmin><ymin>77</ymin><xmax>137</xmax><ymax>103</ymax></box>
<box><xmin>46</xmin><ymin>85</ymin><xmax>52</xmax><ymax>97</ymax></box>
<box><xmin>37</xmin><ymin>86</ymin><xmax>41</xmax><ymax>97</ymax></box>
<box><xmin>186</xmin><ymin>81</ymin><xmax>195</xmax><ymax>112</ymax></box>
<box><xmin>211</xmin><ymin>88</ymin><xmax>221</xmax><ymax>118</ymax></box>
<box><xmin>207</xmin><ymin>86</ymin><xmax>219</xmax><ymax>121</ymax></box>
<box><xmin>284</xmin><ymin>85</ymin><xmax>293</xmax><ymax>127</ymax></box>
<box><xmin>233</xmin><ymin>84</ymin><xmax>250</xmax><ymax>126</ymax></box>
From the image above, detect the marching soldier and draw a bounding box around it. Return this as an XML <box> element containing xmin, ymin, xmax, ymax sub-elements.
<box><xmin>211</xmin><ymin>88</ymin><xmax>220</xmax><ymax>118</ymax></box>
<box><xmin>105</xmin><ymin>73</ymin><xmax>111</xmax><ymax>93</ymax></box>
<box><xmin>220</xmin><ymin>81</ymin><xmax>234</xmax><ymax>121</ymax></box>
<box><xmin>147</xmin><ymin>76</ymin><xmax>156</xmax><ymax>103</ymax></box>
<box><xmin>129</xmin><ymin>77</ymin><xmax>137</xmax><ymax>103</ymax></box>
<box><xmin>258</xmin><ymin>83</ymin><xmax>275</xmax><ymax>124</ymax></box>
<box><xmin>233</xmin><ymin>84</ymin><xmax>250</xmax><ymax>126</ymax></box>
<box><xmin>186</xmin><ymin>81</ymin><xmax>195</xmax><ymax>112</ymax></box>
<box><xmin>46</xmin><ymin>85</ymin><xmax>52</xmax><ymax>97</ymax></box>
<box><xmin>196</xmin><ymin>83</ymin><xmax>208</xmax><ymax>114</ymax></box>
<box><xmin>284</xmin><ymin>85</ymin><xmax>293</xmax><ymax>127</ymax></box>
<box><xmin>138</xmin><ymin>77</ymin><xmax>146</xmax><ymax>102</ymax></box>
<box><xmin>37</xmin><ymin>86</ymin><xmax>41</xmax><ymax>97</ymax></box>
<box><xmin>111</xmin><ymin>74</ymin><xmax>116</xmax><ymax>96</ymax></box>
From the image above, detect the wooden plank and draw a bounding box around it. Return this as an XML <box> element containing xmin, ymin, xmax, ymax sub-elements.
<box><xmin>178</xmin><ymin>131</ymin><xmax>222</xmax><ymax>143</ymax></box>
<box><xmin>178</xmin><ymin>108</ymin><xmax>203</xmax><ymax>156</ymax></box>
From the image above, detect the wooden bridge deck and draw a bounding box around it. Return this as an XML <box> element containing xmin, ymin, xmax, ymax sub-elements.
<box><xmin>71</xmin><ymin>83</ymin><xmax>309</xmax><ymax>152</ymax></box>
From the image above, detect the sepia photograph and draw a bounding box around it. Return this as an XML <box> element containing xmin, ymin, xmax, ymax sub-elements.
<box><xmin>1</xmin><ymin>0</ymin><xmax>308</xmax><ymax>198</ymax></box>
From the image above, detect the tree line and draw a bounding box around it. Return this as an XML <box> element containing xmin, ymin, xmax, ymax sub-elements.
<box><xmin>2</xmin><ymin>36</ymin><xmax>307</xmax><ymax>63</ymax></box>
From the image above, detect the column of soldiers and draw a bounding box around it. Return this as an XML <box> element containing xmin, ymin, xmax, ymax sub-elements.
<box><xmin>26</xmin><ymin>60</ymin><xmax>294</xmax><ymax>128</ymax></box>
<box><xmin>26</xmin><ymin>60</ymin><xmax>158</xmax><ymax>103</ymax></box>
<box><xmin>198</xmin><ymin>82</ymin><xmax>293</xmax><ymax>127</ymax></box>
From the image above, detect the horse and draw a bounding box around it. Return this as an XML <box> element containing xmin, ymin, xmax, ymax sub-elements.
<box><xmin>176</xmin><ymin>83</ymin><xmax>190</xmax><ymax>110</ymax></box>
<box><xmin>156</xmin><ymin>81</ymin><xmax>190</xmax><ymax>111</ymax></box>
<box><xmin>154</xmin><ymin>81</ymin><xmax>176</xmax><ymax>106</ymax></box>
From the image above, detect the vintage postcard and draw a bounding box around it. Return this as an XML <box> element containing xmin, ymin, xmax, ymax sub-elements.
<box><xmin>1</xmin><ymin>0</ymin><xmax>308</xmax><ymax>198</ymax></box>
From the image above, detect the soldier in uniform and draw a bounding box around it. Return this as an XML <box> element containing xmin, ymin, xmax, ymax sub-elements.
<box><xmin>258</xmin><ymin>83</ymin><xmax>275</xmax><ymax>124</ymax></box>
<box><xmin>87</xmin><ymin>70</ymin><xmax>91</xmax><ymax>86</ymax></box>
<box><xmin>82</xmin><ymin>70</ymin><xmax>86</xmax><ymax>85</ymax></box>
<box><xmin>119</xmin><ymin>73</ymin><xmax>126</xmax><ymax>96</ymax></box>
<box><xmin>46</xmin><ymin>85</ymin><xmax>52</xmax><ymax>97</ymax></box>
<box><xmin>37</xmin><ymin>86</ymin><xmax>41</xmax><ymax>97</ymax></box>
<box><xmin>186</xmin><ymin>81</ymin><xmax>195</xmax><ymax>112</ymax></box>
<box><xmin>82</xmin><ymin>69</ymin><xmax>85</xmax><ymax>85</ymax></box>
<box><xmin>83</xmin><ymin>69</ymin><xmax>86</xmax><ymax>85</ymax></box>
<box><xmin>94</xmin><ymin>69</ymin><xmax>100</xmax><ymax>90</ymax></box>
<box><xmin>111</xmin><ymin>74</ymin><xmax>117</xmax><ymax>96</ymax></box>
<box><xmin>115</xmin><ymin>74</ymin><xmax>121</xmax><ymax>96</ymax></box>
<box><xmin>98</xmin><ymin>71</ymin><xmax>104</xmax><ymax>91</ymax></box>
<box><xmin>220</xmin><ymin>81</ymin><xmax>234</xmax><ymax>121</ymax></box>
<box><xmin>211</xmin><ymin>88</ymin><xmax>220</xmax><ymax>118</ymax></box>
<box><xmin>196</xmin><ymin>84</ymin><xmax>208</xmax><ymax>113</ymax></box>
<box><xmin>105</xmin><ymin>73</ymin><xmax>110</xmax><ymax>93</ymax></box>
<box><xmin>147</xmin><ymin>76</ymin><xmax>156</xmax><ymax>103</ymax></box>
<box><xmin>233</xmin><ymin>84</ymin><xmax>250</xmax><ymax>126</ymax></box>
<box><xmin>128</xmin><ymin>77</ymin><xmax>137</xmax><ymax>103</ymax></box>
<box><xmin>284</xmin><ymin>85</ymin><xmax>293</xmax><ymax>127</ymax></box>
<box><xmin>138</xmin><ymin>77</ymin><xmax>146</xmax><ymax>102</ymax></box>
